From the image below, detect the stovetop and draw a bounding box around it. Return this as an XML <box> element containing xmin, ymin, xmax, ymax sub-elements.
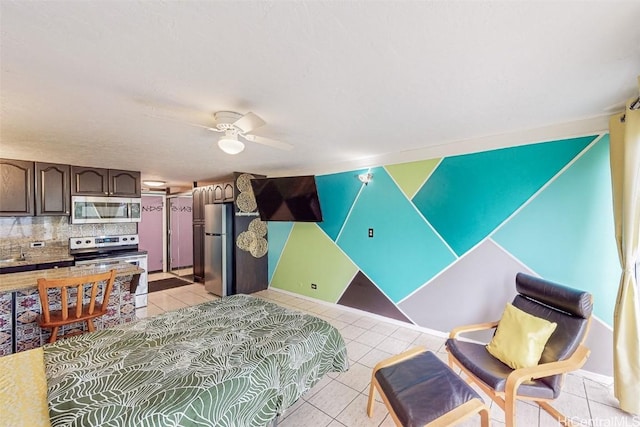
<box><xmin>69</xmin><ymin>234</ymin><xmax>140</xmax><ymax>260</ymax></box>
<box><xmin>69</xmin><ymin>234</ymin><xmax>139</xmax><ymax>251</ymax></box>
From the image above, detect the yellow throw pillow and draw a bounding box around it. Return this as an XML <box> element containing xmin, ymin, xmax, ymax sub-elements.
<box><xmin>486</xmin><ymin>303</ymin><xmax>557</xmax><ymax>370</ymax></box>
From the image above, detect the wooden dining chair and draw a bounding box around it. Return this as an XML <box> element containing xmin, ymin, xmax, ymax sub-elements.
<box><xmin>37</xmin><ymin>269</ymin><xmax>116</xmax><ymax>343</ymax></box>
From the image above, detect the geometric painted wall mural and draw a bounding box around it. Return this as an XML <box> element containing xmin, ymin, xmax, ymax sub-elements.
<box><xmin>316</xmin><ymin>169</ymin><xmax>369</xmax><ymax>241</ymax></box>
<box><xmin>270</xmin><ymin>223</ymin><xmax>358</xmax><ymax>302</ymax></box>
<box><xmin>268</xmin><ymin>134</ymin><xmax>618</xmax><ymax>376</ymax></box>
<box><xmin>398</xmin><ymin>239</ymin><xmax>535</xmax><ymax>336</ymax></box>
<box><xmin>385</xmin><ymin>158</ymin><xmax>440</xmax><ymax>199</ymax></box>
<box><xmin>336</xmin><ymin>167</ymin><xmax>456</xmax><ymax>302</ymax></box>
<box><xmin>266</xmin><ymin>221</ymin><xmax>293</xmax><ymax>283</ymax></box>
<box><xmin>412</xmin><ymin>135</ymin><xmax>596</xmax><ymax>256</ymax></box>
<box><xmin>492</xmin><ymin>135</ymin><xmax>619</xmax><ymax>324</ymax></box>
<box><xmin>338</xmin><ymin>271</ymin><xmax>412</xmax><ymax>323</ymax></box>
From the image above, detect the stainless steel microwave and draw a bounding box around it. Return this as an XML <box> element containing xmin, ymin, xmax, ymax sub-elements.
<box><xmin>71</xmin><ymin>196</ymin><xmax>141</xmax><ymax>224</ymax></box>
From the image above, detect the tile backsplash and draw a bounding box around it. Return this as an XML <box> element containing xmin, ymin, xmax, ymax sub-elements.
<box><xmin>0</xmin><ymin>217</ymin><xmax>137</xmax><ymax>259</ymax></box>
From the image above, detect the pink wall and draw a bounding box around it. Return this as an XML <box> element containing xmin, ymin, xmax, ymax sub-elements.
<box><xmin>139</xmin><ymin>195</ymin><xmax>164</xmax><ymax>272</ymax></box>
<box><xmin>169</xmin><ymin>196</ymin><xmax>193</xmax><ymax>269</ymax></box>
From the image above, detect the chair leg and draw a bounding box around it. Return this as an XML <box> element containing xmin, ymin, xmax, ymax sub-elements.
<box><xmin>479</xmin><ymin>404</ymin><xmax>490</xmax><ymax>427</ymax></box>
<box><xmin>48</xmin><ymin>327</ymin><xmax>59</xmax><ymax>343</ymax></box>
<box><xmin>366</xmin><ymin>380</ymin><xmax>377</xmax><ymax>418</ymax></box>
<box><xmin>504</xmin><ymin>392</ymin><xmax>516</xmax><ymax>427</ymax></box>
<box><xmin>87</xmin><ymin>319</ymin><xmax>95</xmax><ymax>333</ymax></box>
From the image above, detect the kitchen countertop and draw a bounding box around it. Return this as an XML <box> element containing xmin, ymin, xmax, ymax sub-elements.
<box><xmin>0</xmin><ymin>262</ymin><xmax>144</xmax><ymax>293</ymax></box>
<box><xmin>0</xmin><ymin>252</ymin><xmax>74</xmax><ymax>269</ymax></box>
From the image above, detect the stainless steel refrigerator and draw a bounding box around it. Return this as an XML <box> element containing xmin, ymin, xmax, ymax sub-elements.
<box><xmin>204</xmin><ymin>203</ymin><xmax>233</xmax><ymax>296</ymax></box>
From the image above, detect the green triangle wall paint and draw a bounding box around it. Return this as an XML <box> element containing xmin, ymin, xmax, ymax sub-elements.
<box><xmin>269</xmin><ymin>222</ymin><xmax>358</xmax><ymax>302</ymax></box>
<box><xmin>385</xmin><ymin>158</ymin><xmax>440</xmax><ymax>199</ymax></box>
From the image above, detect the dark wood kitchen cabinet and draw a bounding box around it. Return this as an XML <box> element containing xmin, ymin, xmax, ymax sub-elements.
<box><xmin>71</xmin><ymin>167</ymin><xmax>140</xmax><ymax>197</ymax></box>
<box><xmin>71</xmin><ymin>166</ymin><xmax>109</xmax><ymax>196</ymax></box>
<box><xmin>223</xmin><ymin>182</ymin><xmax>235</xmax><ymax>202</ymax></box>
<box><xmin>204</xmin><ymin>185</ymin><xmax>216</xmax><ymax>205</ymax></box>
<box><xmin>212</xmin><ymin>184</ymin><xmax>224</xmax><ymax>203</ymax></box>
<box><xmin>109</xmin><ymin>169</ymin><xmax>141</xmax><ymax>197</ymax></box>
<box><xmin>192</xmin><ymin>223</ymin><xmax>205</xmax><ymax>281</ymax></box>
<box><xmin>0</xmin><ymin>159</ymin><xmax>34</xmax><ymax>216</ymax></box>
<box><xmin>192</xmin><ymin>187</ymin><xmax>205</xmax><ymax>222</ymax></box>
<box><xmin>211</xmin><ymin>182</ymin><xmax>234</xmax><ymax>203</ymax></box>
<box><xmin>35</xmin><ymin>162</ymin><xmax>70</xmax><ymax>216</ymax></box>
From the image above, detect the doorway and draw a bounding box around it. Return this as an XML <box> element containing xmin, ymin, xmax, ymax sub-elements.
<box><xmin>167</xmin><ymin>194</ymin><xmax>193</xmax><ymax>279</ymax></box>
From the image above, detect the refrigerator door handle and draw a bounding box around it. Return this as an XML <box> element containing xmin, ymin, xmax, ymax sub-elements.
<box><xmin>221</xmin><ymin>233</ymin><xmax>227</xmax><ymax>297</ymax></box>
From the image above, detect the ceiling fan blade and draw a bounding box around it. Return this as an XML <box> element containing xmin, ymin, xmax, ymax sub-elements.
<box><xmin>144</xmin><ymin>114</ymin><xmax>221</xmax><ymax>132</ymax></box>
<box><xmin>233</xmin><ymin>112</ymin><xmax>266</xmax><ymax>134</ymax></box>
<box><xmin>243</xmin><ymin>134</ymin><xmax>294</xmax><ymax>151</ymax></box>
<box><xmin>188</xmin><ymin>122</ymin><xmax>222</xmax><ymax>132</ymax></box>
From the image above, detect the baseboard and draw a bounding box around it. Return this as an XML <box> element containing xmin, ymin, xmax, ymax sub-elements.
<box><xmin>267</xmin><ymin>287</ymin><xmax>614</xmax><ymax>383</ymax></box>
<box><xmin>268</xmin><ymin>287</ymin><xmax>448</xmax><ymax>338</ymax></box>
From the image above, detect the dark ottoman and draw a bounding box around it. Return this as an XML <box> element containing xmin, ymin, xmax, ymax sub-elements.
<box><xmin>367</xmin><ymin>348</ymin><xmax>489</xmax><ymax>427</ymax></box>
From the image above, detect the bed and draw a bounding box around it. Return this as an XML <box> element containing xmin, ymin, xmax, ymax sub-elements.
<box><xmin>2</xmin><ymin>294</ymin><xmax>349</xmax><ymax>427</ymax></box>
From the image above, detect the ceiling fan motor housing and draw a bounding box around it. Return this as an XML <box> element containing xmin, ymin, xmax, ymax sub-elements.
<box><xmin>213</xmin><ymin>111</ymin><xmax>243</xmax><ymax>131</ymax></box>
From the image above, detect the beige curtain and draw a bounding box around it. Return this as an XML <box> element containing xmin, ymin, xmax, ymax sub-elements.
<box><xmin>609</xmin><ymin>77</ymin><xmax>640</xmax><ymax>415</ymax></box>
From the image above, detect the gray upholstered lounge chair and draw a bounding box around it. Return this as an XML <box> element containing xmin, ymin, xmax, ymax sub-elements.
<box><xmin>446</xmin><ymin>273</ymin><xmax>593</xmax><ymax>427</ymax></box>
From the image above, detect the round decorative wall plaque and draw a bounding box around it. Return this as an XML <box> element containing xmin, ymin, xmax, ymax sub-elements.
<box><xmin>248</xmin><ymin>218</ymin><xmax>267</xmax><ymax>237</ymax></box>
<box><xmin>235</xmin><ymin>173</ymin><xmax>255</xmax><ymax>193</ymax></box>
<box><xmin>250</xmin><ymin>238</ymin><xmax>268</xmax><ymax>258</ymax></box>
<box><xmin>235</xmin><ymin>191</ymin><xmax>257</xmax><ymax>213</ymax></box>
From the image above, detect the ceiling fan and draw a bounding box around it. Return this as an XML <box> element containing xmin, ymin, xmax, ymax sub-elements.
<box><xmin>188</xmin><ymin>111</ymin><xmax>294</xmax><ymax>155</ymax></box>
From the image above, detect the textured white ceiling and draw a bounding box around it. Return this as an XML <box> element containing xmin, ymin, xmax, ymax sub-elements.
<box><xmin>1</xmin><ymin>1</ymin><xmax>639</xmax><ymax>188</ymax></box>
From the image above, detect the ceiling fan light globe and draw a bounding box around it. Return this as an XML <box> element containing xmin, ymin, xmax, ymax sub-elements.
<box><xmin>218</xmin><ymin>137</ymin><xmax>245</xmax><ymax>155</ymax></box>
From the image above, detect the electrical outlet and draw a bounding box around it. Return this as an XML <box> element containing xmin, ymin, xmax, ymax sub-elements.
<box><xmin>368</xmin><ymin>228</ymin><xmax>374</xmax><ymax>238</ymax></box>
<box><xmin>311</xmin><ymin>283</ymin><xmax>317</xmax><ymax>290</ymax></box>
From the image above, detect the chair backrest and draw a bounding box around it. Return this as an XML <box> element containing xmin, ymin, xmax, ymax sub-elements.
<box><xmin>37</xmin><ymin>270</ymin><xmax>116</xmax><ymax>325</ymax></box>
<box><xmin>512</xmin><ymin>273</ymin><xmax>593</xmax><ymax>395</ymax></box>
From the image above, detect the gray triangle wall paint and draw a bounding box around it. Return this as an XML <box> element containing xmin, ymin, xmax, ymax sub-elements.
<box><xmin>398</xmin><ymin>238</ymin><xmax>613</xmax><ymax>377</ymax></box>
<box><xmin>398</xmin><ymin>239</ymin><xmax>532</xmax><ymax>332</ymax></box>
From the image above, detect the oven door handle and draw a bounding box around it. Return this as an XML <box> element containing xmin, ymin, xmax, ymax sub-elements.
<box><xmin>94</xmin><ymin>260</ymin><xmax>123</xmax><ymax>266</ymax></box>
<box><xmin>77</xmin><ymin>259</ymin><xmax>128</xmax><ymax>266</ymax></box>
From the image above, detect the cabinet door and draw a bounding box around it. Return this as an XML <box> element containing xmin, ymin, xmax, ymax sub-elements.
<box><xmin>0</xmin><ymin>159</ymin><xmax>34</xmax><ymax>216</ymax></box>
<box><xmin>223</xmin><ymin>182</ymin><xmax>235</xmax><ymax>202</ymax></box>
<box><xmin>192</xmin><ymin>187</ymin><xmax>204</xmax><ymax>222</ymax></box>
<box><xmin>35</xmin><ymin>162</ymin><xmax>70</xmax><ymax>216</ymax></box>
<box><xmin>204</xmin><ymin>185</ymin><xmax>216</xmax><ymax>205</ymax></box>
<box><xmin>71</xmin><ymin>166</ymin><xmax>109</xmax><ymax>196</ymax></box>
<box><xmin>192</xmin><ymin>223</ymin><xmax>205</xmax><ymax>282</ymax></box>
<box><xmin>109</xmin><ymin>170</ymin><xmax>141</xmax><ymax>197</ymax></box>
<box><xmin>212</xmin><ymin>184</ymin><xmax>224</xmax><ymax>203</ymax></box>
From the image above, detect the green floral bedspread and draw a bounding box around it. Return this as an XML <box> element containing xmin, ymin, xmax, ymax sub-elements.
<box><xmin>43</xmin><ymin>294</ymin><xmax>349</xmax><ymax>427</ymax></box>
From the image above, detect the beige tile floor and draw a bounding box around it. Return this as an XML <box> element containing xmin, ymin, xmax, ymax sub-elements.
<box><xmin>138</xmin><ymin>279</ymin><xmax>635</xmax><ymax>427</ymax></box>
